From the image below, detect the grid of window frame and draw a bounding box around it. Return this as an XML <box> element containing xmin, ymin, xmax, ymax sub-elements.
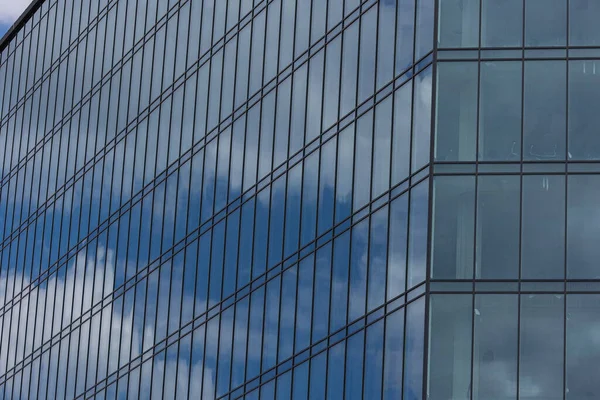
<box><xmin>0</xmin><ymin>0</ymin><xmax>436</xmax><ymax>398</ymax></box>
<box><xmin>428</xmin><ymin>0</ymin><xmax>600</xmax><ymax>398</ymax></box>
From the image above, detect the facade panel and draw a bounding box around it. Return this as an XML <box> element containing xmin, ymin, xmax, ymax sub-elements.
<box><xmin>0</xmin><ymin>0</ymin><xmax>433</xmax><ymax>398</ymax></box>
<box><xmin>431</xmin><ymin>1</ymin><xmax>600</xmax><ymax>400</ymax></box>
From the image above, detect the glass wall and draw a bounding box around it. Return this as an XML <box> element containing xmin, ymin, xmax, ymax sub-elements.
<box><xmin>430</xmin><ymin>1</ymin><xmax>600</xmax><ymax>398</ymax></box>
<box><xmin>0</xmin><ymin>0</ymin><xmax>434</xmax><ymax>398</ymax></box>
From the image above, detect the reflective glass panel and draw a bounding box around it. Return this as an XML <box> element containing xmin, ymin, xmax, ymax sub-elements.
<box><xmin>525</xmin><ymin>0</ymin><xmax>567</xmax><ymax>47</ymax></box>
<box><xmin>481</xmin><ymin>0</ymin><xmax>523</xmax><ymax>47</ymax></box>
<box><xmin>428</xmin><ymin>294</ymin><xmax>472</xmax><ymax>399</ymax></box>
<box><xmin>520</xmin><ymin>294</ymin><xmax>564</xmax><ymax>399</ymax></box>
<box><xmin>569</xmin><ymin>60</ymin><xmax>600</xmax><ymax>161</ymax></box>
<box><xmin>570</xmin><ymin>0</ymin><xmax>600</xmax><ymax>46</ymax></box>
<box><xmin>432</xmin><ymin>176</ymin><xmax>475</xmax><ymax>279</ymax></box>
<box><xmin>567</xmin><ymin>295</ymin><xmax>600</xmax><ymax>399</ymax></box>
<box><xmin>473</xmin><ymin>294</ymin><xmax>518</xmax><ymax>400</ymax></box>
<box><xmin>521</xmin><ymin>175</ymin><xmax>565</xmax><ymax>279</ymax></box>
<box><xmin>476</xmin><ymin>175</ymin><xmax>520</xmax><ymax>279</ymax></box>
<box><xmin>437</xmin><ymin>0</ymin><xmax>479</xmax><ymax>48</ymax></box>
<box><xmin>479</xmin><ymin>61</ymin><xmax>522</xmax><ymax>162</ymax></box>
<box><xmin>567</xmin><ymin>175</ymin><xmax>600</xmax><ymax>279</ymax></box>
<box><xmin>523</xmin><ymin>61</ymin><xmax>566</xmax><ymax>161</ymax></box>
<box><xmin>435</xmin><ymin>62</ymin><xmax>478</xmax><ymax>162</ymax></box>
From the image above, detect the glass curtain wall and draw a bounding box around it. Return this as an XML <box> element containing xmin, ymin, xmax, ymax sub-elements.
<box><xmin>430</xmin><ymin>1</ymin><xmax>600</xmax><ymax>399</ymax></box>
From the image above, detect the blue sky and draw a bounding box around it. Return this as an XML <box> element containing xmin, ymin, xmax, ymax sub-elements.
<box><xmin>0</xmin><ymin>0</ymin><xmax>32</xmax><ymax>40</ymax></box>
<box><xmin>0</xmin><ymin>23</ymin><xmax>10</xmax><ymax>38</ymax></box>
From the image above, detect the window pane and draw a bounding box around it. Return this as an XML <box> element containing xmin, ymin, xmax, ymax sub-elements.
<box><xmin>521</xmin><ymin>175</ymin><xmax>565</xmax><ymax>279</ymax></box>
<box><xmin>567</xmin><ymin>295</ymin><xmax>600</xmax><ymax>399</ymax></box>
<box><xmin>524</xmin><ymin>61</ymin><xmax>566</xmax><ymax>161</ymax></box>
<box><xmin>432</xmin><ymin>176</ymin><xmax>475</xmax><ymax>279</ymax></box>
<box><xmin>570</xmin><ymin>0</ymin><xmax>600</xmax><ymax>46</ymax></box>
<box><xmin>473</xmin><ymin>294</ymin><xmax>518</xmax><ymax>400</ymax></box>
<box><xmin>428</xmin><ymin>294</ymin><xmax>472</xmax><ymax>399</ymax></box>
<box><xmin>438</xmin><ymin>0</ymin><xmax>479</xmax><ymax>48</ymax></box>
<box><xmin>567</xmin><ymin>175</ymin><xmax>600</xmax><ymax>279</ymax></box>
<box><xmin>520</xmin><ymin>294</ymin><xmax>564</xmax><ymax>399</ymax></box>
<box><xmin>435</xmin><ymin>62</ymin><xmax>478</xmax><ymax>161</ymax></box>
<box><xmin>481</xmin><ymin>0</ymin><xmax>522</xmax><ymax>47</ymax></box>
<box><xmin>408</xmin><ymin>180</ymin><xmax>429</xmax><ymax>288</ymax></box>
<box><xmin>383</xmin><ymin>309</ymin><xmax>404</xmax><ymax>400</ymax></box>
<box><xmin>404</xmin><ymin>297</ymin><xmax>425</xmax><ymax>400</ymax></box>
<box><xmin>568</xmin><ymin>60</ymin><xmax>600</xmax><ymax>160</ymax></box>
<box><xmin>476</xmin><ymin>175</ymin><xmax>520</xmax><ymax>279</ymax></box>
<box><xmin>525</xmin><ymin>0</ymin><xmax>567</xmax><ymax>47</ymax></box>
<box><xmin>412</xmin><ymin>67</ymin><xmax>433</xmax><ymax>172</ymax></box>
<box><xmin>416</xmin><ymin>0</ymin><xmax>435</xmax><ymax>60</ymax></box>
<box><xmin>388</xmin><ymin>194</ymin><xmax>408</xmax><ymax>299</ymax></box>
<box><xmin>479</xmin><ymin>61</ymin><xmax>522</xmax><ymax>162</ymax></box>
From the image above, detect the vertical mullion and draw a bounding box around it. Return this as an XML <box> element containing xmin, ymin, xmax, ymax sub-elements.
<box><xmin>45</xmin><ymin>0</ymin><xmax>78</xmax><ymax>397</ymax></box>
<box><xmin>199</xmin><ymin>0</ymin><xmax>219</xmax><ymax>395</ymax></box>
<box><xmin>171</xmin><ymin>0</ymin><xmax>196</xmax><ymax>397</ymax></box>
<box><xmin>66</xmin><ymin>0</ymin><xmax>93</xmax><ymax>395</ymax></box>
<box><xmin>25</xmin><ymin>3</ymin><xmax>56</xmax><ymax>398</ymax></box>
<box><xmin>343</xmin><ymin>1</ymin><xmax>364</xmax><ymax>398</ymax></box>
<box><xmin>14</xmin><ymin>8</ymin><xmax>44</xmax><ymax>400</ymax></box>
<box><xmin>213</xmin><ymin>0</ymin><xmax>231</xmax><ymax>395</ymax></box>
<box><xmin>124</xmin><ymin>0</ymin><xmax>151</xmax><ymax>396</ymax></box>
<box><xmin>271</xmin><ymin>0</ymin><xmax>286</xmax><ymax>393</ymax></box>
<box><xmin>239</xmin><ymin>0</ymin><xmax>257</xmax><ymax>393</ymax></box>
<box><xmin>83</xmin><ymin>0</ymin><xmax>112</xmax><ymax>390</ymax></box>
<box><xmin>184</xmin><ymin>0</ymin><xmax>208</xmax><ymax>395</ymax></box>
<box><xmin>0</xmin><ymin>15</ymin><xmax>29</xmax><ymax>397</ymax></box>
<box><xmin>7</xmin><ymin>10</ymin><xmax>37</xmax><ymax>399</ymax></box>
<box><xmin>563</xmin><ymin>1</ymin><xmax>570</xmax><ymax>399</ymax></box>
<box><xmin>144</xmin><ymin>0</ymin><xmax>169</xmax><ymax>395</ymax></box>
<box><xmin>98</xmin><ymin>0</ymin><xmax>129</xmax><ymax>394</ymax></box>
<box><xmin>324</xmin><ymin>0</ymin><xmax>343</xmax><ymax>395</ymax></box>
<box><xmin>60</xmin><ymin>1</ymin><xmax>87</xmax><ymax>395</ymax></box>
<box><xmin>289</xmin><ymin>0</ymin><xmax>305</xmax><ymax>393</ymax></box>
<box><xmin>226</xmin><ymin>0</ymin><xmax>245</xmax><ymax>392</ymax></box>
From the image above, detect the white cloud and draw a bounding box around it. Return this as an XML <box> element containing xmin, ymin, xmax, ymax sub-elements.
<box><xmin>0</xmin><ymin>0</ymin><xmax>31</xmax><ymax>25</ymax></box>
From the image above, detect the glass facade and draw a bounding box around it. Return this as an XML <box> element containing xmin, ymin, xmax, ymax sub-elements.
<box><xmin>3</xmin><ymin>0</ymin><xmax>598</xmax><ymax>399</ymax></box>
<box><xmin>0</xmin><ymin>0</ymin><xmax>433</xmax><ymax>398</ymax></box>
<box><xmin>431</xmin><ymin>1</ymin><xmax>600</xmax><ymax>399</ymax></box>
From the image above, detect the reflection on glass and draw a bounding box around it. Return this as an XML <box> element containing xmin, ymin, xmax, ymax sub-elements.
<box><xmin>404</xmin><ymin>297</ymin><xmax>424</xmax><ymax>400</ymax></box>
<box><xmin>388</xmin><ymin>194</ymin><xmax>408</xmax><ymax>299</ymax></box>
<box><xmin>392</xmin><ymin>83</ymin><xmax>412</xmax><ymax>185</ymax></box>
<box><xmin>364</xmin><ymin>321</ymin><xmax>384</xmax><ymax>399</ymax></box>
<box><xmin>432</xmin><ymin>176</ymin><xmax>475</xmax><ymax>279</ymax></box>
<box><xmin>384</xmin><ymin>309</ymin><xmax>404</xmax><ymax>400</ymax></box>
<box><xmin>435</xmin><ymin>61</ymin><xmax>478</xmax><ymax>161</ymax></box>
<box><xmin>473</xmin><ymin>294</ymin><xmax>518</xmax><ymax>400</ymax></box>
<box><xmin>520</xmin><ymin>294</ymin><xmax>564</xmax><ymax>399</ymax></box>
<box><xmin>570</xmin><ymin>0</ymin><xmax>600</xmax><ymax>46</ymax></box>
<box><xmin>481</xmin><ymin>0</ymin><xmax>522</xmax><ymax>47</ymax></box>
<box><xmin>479</xmin><ymin>61</ymin><xmax>522</xmax><ymax>161</ymax></box>
<box><xmin>437</xmin><ymin>0</ymin><xmax>479</xmax><ymax>48</ymax></box>
<box><xmin>408</xmin><ymin>180</ymin><xmax>429</xmax><ymax>288</ymax></box>
<box><xmin>428</xmin><ymin>294</ymin><xmax>472</xmax><ymax>399</ymax></box>
<box><xmin>567</xmin><ymin>295</ymin><xmax>600</xmax><ymax>399</ymax></box>
<box><xmin>415</xmin><ymin>0</ymin><xmax>434</xmax><ymax>61</ymax></box>
<box><xmin>412</xmin><ymin>67</ymin><xmax>433</xmax><ymax>172</ymax></box>
<box><xmin>397</xmin><ymin>0</ymin><xmax>416</xmax><ymax>73</ymax></box>
<box><xmin>524</xmin><ymin>61</ymin><xmax>566</xmax><ymax>161</ymax></box>
<box><xmin>569</xmin><ymin>60</ymin><xmax>600</xmax><ymax>160</ymax></box>
<box><xmin>567</xmin><ymin>175</ymin><xmax>600</xmax><ymax>279</ymax></box>
<box><xmin>525</xmin><ymin>0</ymin><xmax>567</xmax><ymax>47</ymax></box>
<box><xmin>521</xmin><ymin>175</ymin><xmax>565</xmax><ymax>279</ymax></box>
<box><xmin>476</xmin><ymin>175</ymin><xmax>520</xmax><ymax>279</ymax></box>
<box><xmin>346</xmin><ymin>331</ymin><xmax>365</xmax><ymax>400</ymax></box>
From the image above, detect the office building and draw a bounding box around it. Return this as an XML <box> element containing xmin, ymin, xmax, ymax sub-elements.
<box><xmin>2</xmin><ymin>0</ymin><xmax>598</xmax><ymax>399</ymax></box>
